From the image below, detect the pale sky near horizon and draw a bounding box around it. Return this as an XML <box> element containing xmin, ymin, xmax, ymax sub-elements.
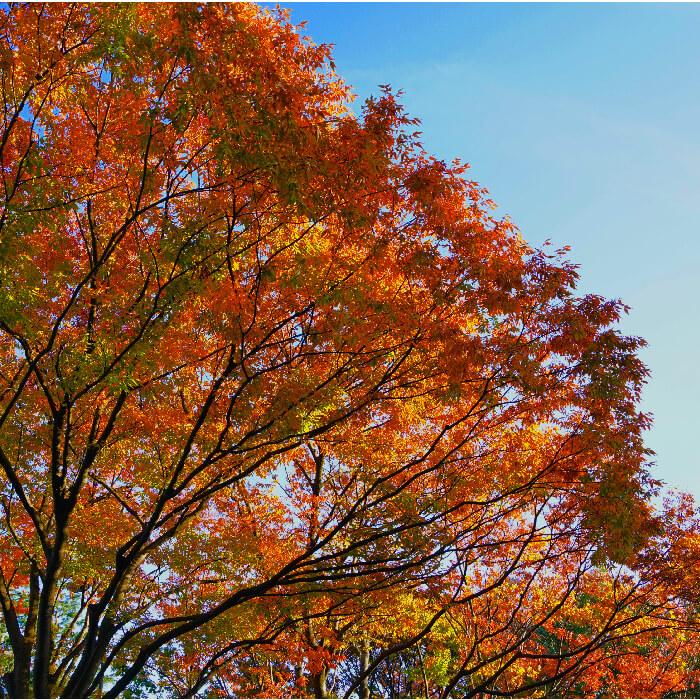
<box><xmin>268</xmin><ymin>2</ymin><xmax>700</xmax><ymax>499</ymax></box>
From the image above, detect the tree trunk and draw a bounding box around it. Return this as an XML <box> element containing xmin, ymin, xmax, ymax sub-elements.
<box><xmin>359</xmin><ymin>636</ymin><xmax>371</xmax><ymax>699</ymax></box>
<box><xmin>310</xmin><ymin>667</ymin><xmax>329</xmax><ymax>699</ymax></box>
<box><xmin>3</xmin><ymin>639</ymin><xmax>31</xmax><ymax>698</ymax></box>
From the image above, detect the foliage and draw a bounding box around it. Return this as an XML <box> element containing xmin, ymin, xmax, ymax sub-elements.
<box><xmin>0</xmin><ymin>3</ymin><xmax>696</xmax><ymax>698</ymax></box>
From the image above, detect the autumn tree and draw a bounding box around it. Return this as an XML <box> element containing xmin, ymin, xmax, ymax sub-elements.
<box><xmin>0</xmin><ymin>3</ymin><xmax>687</xmax><ymax>698</ymax></box>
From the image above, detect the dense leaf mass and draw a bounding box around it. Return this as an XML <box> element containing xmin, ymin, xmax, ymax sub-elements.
<box><xmin>0</xmin><ymin>3</ymin><xmax>697</xmax><ymax>698</ymax></box>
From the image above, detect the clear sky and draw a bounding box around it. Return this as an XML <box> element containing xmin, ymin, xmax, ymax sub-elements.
<box><xmin>270</xmin><ymin>2</ymin><xmax>700</xmax><ymax>498</ymax></box>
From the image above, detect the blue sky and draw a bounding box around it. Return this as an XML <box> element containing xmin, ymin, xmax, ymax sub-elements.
<box><xmin>273</xmin><ymin>3</ymin><xmax>700</xmax><ymax>497</ymax></box>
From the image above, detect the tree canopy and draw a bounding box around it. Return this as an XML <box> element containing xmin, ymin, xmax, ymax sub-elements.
<box><xmin>0</xmin><ymin>3</ymin><xmax>698</xmax><ymax>698</ymax></box>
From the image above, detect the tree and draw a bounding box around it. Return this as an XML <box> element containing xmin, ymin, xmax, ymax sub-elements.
<box><xmin>0</xmin><ymin>3</ymin><xmax>685</xmax><ymax>698</ymax></box>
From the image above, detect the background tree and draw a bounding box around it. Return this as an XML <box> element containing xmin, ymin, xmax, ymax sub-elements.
<box><xmin>0</xmin><ymin>3</ymin><xmax>692</xmax><ymax>698</ymax></box>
